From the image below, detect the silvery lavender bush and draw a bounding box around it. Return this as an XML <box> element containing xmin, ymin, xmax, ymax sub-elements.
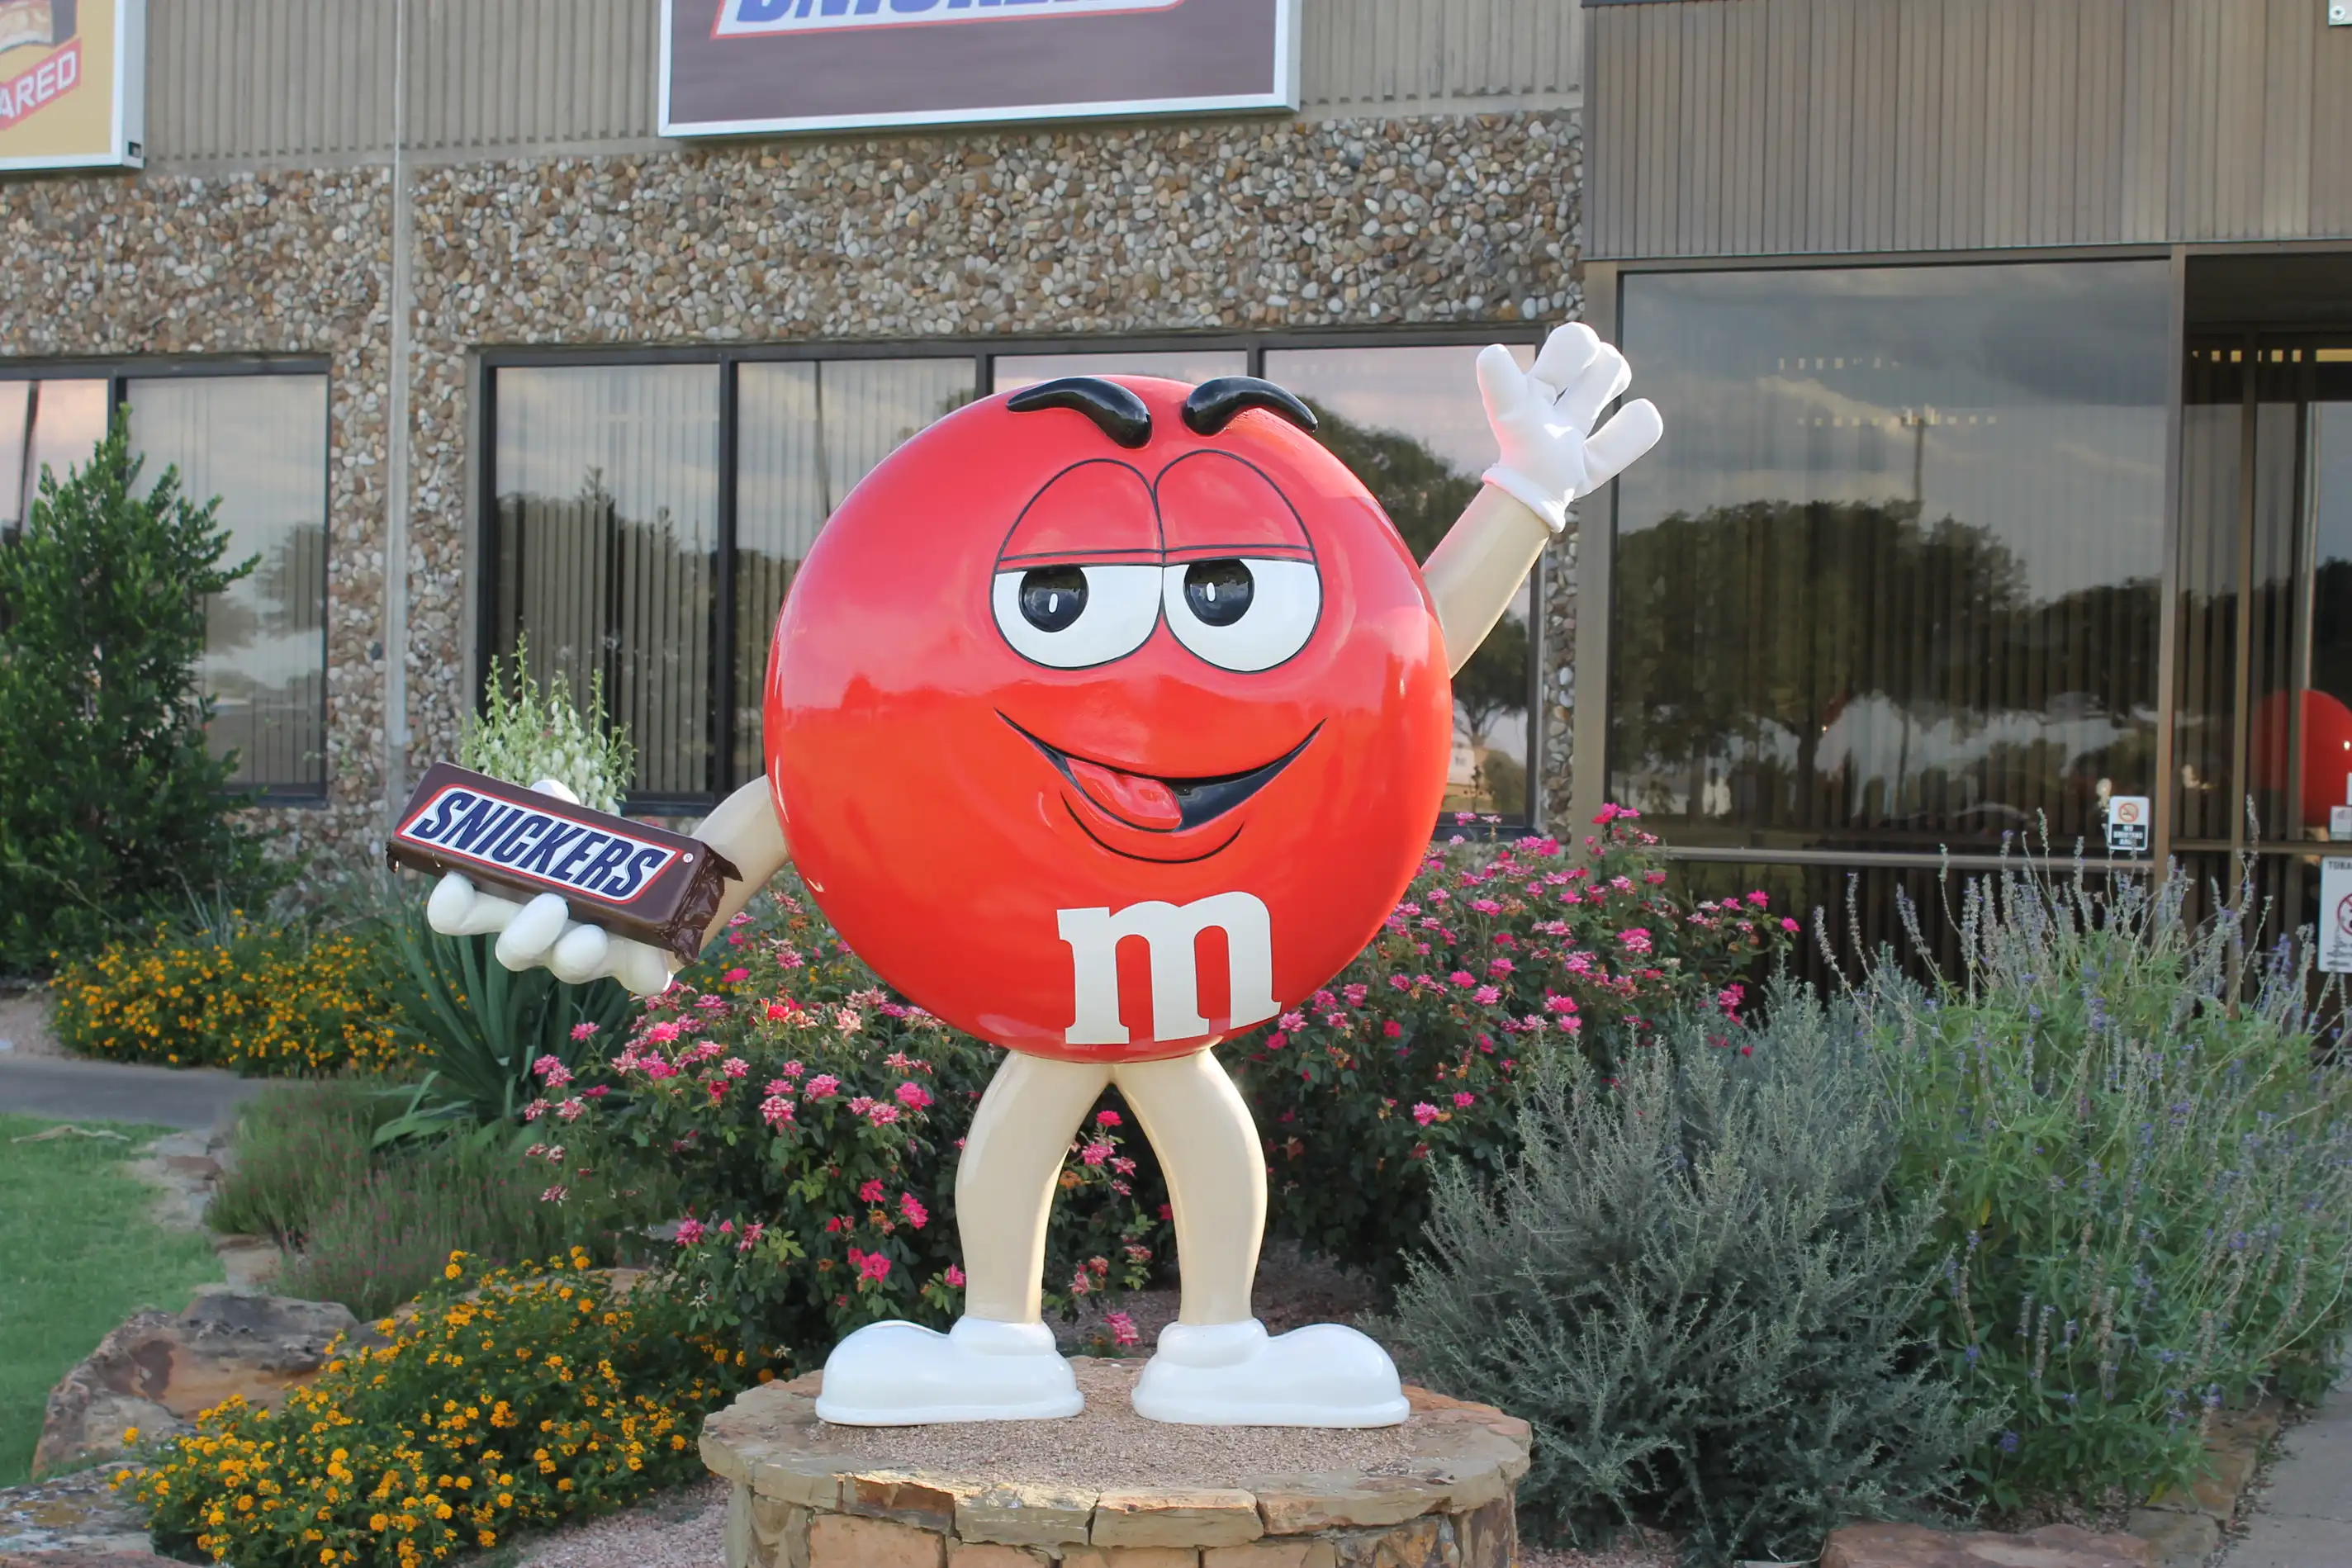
<box><xmin>1386</xmin><ymin>1000</ymin><xmax>1983</xmax><ymax>1566</ymax></box>
<box><xmin>1863</xmin><ymin>860</ymin><xmax>2352</xmax><ymax>1512</ymax></box>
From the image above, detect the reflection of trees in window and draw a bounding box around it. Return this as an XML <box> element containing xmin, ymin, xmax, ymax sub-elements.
<box><xmin>1613</xmin><ymin>497</ymin><xmax>2158</xmax><ymax>846</ymax></box>
<box><xmin>497</xmin><ymin>468</ymin><xmax>715</xmax><ymax>798</ymax></box>
<box><xmin>1302</xmin><ymin>401</ymin><xmax>1529</xmax><ymax>817</ymax></box>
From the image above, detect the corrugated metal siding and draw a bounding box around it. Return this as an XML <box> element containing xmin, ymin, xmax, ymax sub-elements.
<box><xmin>141</xmin><ymin>0</ymin><xmax>1578</xmax><ymax>171</ymax></box>
<box><xmin>1300</xmin><ymin>0</ymin><xmax>1581</xmax><ymax>111</ymax></box>
<box><xmin>1591</xmin><ymin>0</ymin><xmax>2352</xmax><ymax>259</ymax></box>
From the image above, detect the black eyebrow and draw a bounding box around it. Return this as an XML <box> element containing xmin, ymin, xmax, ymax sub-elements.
<box><xmin>1182</xmin><ymin>377</ymin><xmax>1319</xmax><ymax>437</ymax></box>
<box><xmin>1005</xmin><ymin>377</ymin><xmax>1153</xmax><ymax>449</ymax></box>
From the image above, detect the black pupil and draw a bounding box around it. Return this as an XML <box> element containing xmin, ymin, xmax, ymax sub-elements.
<box><xmin>1183</xmin><ymin>560</ymin><xmax>1254</xmax><ymax>627</ymax></box>
<box><xmin>1019</xmin><ymin>566</ymin><xmax>1088</xmax><ymax>632</ymax></box>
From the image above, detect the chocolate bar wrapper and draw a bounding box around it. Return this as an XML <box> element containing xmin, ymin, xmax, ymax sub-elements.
<box><xmin>386</xmin><ymin>762</ymin><xmax>743</xmax><ymax>964</ymax></box>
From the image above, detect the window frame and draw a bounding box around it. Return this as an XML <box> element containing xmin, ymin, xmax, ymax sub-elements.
<box><xmin>0</xmin><ymin>353</ymin><xmax>335</xmax><ymax>804</ymax></box>
<box><xmin>1583</xmin><ymin>249</ymin><xmax>2187</xmax><ymax>872</ymax></box>
<box><xmin>476</xmin><ymin>326</ymin><xmax>1550</xmax><ymax>825</ymax></box>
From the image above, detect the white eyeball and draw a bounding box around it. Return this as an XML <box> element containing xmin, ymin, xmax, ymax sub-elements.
<box><xmin>991</xmin><ymin>563</ymin><xmax>1162</xmax><ymax>670</ymax></box>
<box><xmin>1161</xmin><ymin>558</ymin><xmax>1321</xmax><ymax>672</ymax></box>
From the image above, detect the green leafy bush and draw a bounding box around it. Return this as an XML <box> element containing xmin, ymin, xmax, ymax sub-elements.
<box><xmin>206</xmin><ymin>1080</ymin><xmax>385</xmax><ymax>1240</ymax></box>
<box><xmin>1234</xmin><ymin>809</ymin><xmax>1791</xmax><ymax>1287</ymax></box>
<box><xmin>552</xmin><ymin>886</ymin><xmax>1170</xmax><ymax>1363</ymax></box>
<box><xmin>0</xmin><ymin>415</ymin><xmax>279</xmax><ymax>975</ymax></box>
<box><xmin>130</xmin><ymin>1250</ymin><xmax>777</xmax><ymax>1568</ymax></box>
<box><xmin>1866</xmin><ymin>862</ymin><xmax>2352</xmax><ymax>1512</ymax></box>
<box><xmin>1387</xmin><ymin>996</ymin><xmax>1981</xmax><ymax>1564</ymax></box>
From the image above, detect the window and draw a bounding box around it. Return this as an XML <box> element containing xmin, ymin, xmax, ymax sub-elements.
<box><xmin>1609</xmin><ymin>262</ymin><xmax>2172</xmax><ymax>855</ymax></box>
<box><xmin>1</xmin><ymin>367</ymin><xmax>330</xmax><ymax>797</ymax></box>
<box><xmin>486</xmin><ymin>336</ymin><xmax>1540</xmax><ymax>818</ymax></box>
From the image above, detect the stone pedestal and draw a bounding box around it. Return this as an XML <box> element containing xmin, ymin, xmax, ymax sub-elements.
<box><xmin>699</xmin><ymin>1358</ymin><xmax>1530</xmax><ymax>1568</ymax></box>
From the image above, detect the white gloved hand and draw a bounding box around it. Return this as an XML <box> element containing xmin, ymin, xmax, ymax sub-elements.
<box><xmin>422</xmin><ymin>776</ymin><xmax>679</xmax><ymax>997</ymax></box>
<box><xmin>1476</xmin><ymin>322</ymin><xmax>1665</xmax><ymax>534</ymax></box>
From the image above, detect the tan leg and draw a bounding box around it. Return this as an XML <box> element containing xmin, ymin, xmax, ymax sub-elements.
<box><xmin>958</xmin><ymin>1049</ymin><xmax>1113</xmax><ymax>1324</ymax></box>
<box><xmin>1113</xmin><ymin>1049</ymin><xmax>1264</xmax><ymax>1326</ymax></box>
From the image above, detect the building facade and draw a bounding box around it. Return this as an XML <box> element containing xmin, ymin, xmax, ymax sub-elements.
<box><xmin>0</xmin><ymin>0</ymin><xmax>1586</xmax><ymax>865</ymax></box>
<box><xmin>1579</xmin><ymin>0</ymin><xmax>2352</xmax><ymax>955</ymax></box>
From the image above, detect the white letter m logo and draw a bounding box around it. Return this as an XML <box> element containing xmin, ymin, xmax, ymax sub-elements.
<box><xmin>1056</xmin><ymin>893</ymin><xmax>1278</xmax><ymax>1048</ymax></box>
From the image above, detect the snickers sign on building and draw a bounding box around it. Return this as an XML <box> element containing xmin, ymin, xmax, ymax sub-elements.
<box><xmin>660</xmin><ymin>0</ymin><xmax>1298</xmax><ymax>136</ymax></box>
<box><xmin>0</xmin><ymin>0</ymin><xmax>141</xmax><ymax>171</ymax></box>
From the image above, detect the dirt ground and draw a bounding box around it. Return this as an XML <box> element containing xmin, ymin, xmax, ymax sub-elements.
<box><xmin>0</xmin><ymin>988</ymin><xmax>59</xmax><ymax>1059</ymax></box>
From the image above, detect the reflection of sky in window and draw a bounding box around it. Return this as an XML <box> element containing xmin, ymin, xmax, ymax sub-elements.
<box><xmin>2319</xmin><ymin>403</ymin><xmax>2352</xmax><ymax>571</ymax></box>
<box><xmin>993</xmin><ymin>351</ymin><xmax>1247</xmax><ymax>395</ymax></box>
<box><xmin>496</xmin><ymin>365</ymin><xmax>719</xmax><ymax>542</ymax></box>
<box><xmin>131</xmin><ymin>377</ymin><xmax>328</xmax><ymax>690</ymax></box>
<box><xmin>1619</xmin><ymin>263</ymin><xmax>2169</xmax><ymax>601</ymax></box>
<box><xmin>2</xmin><ymin>379</ymin><xmax>109</xmax><ymax>528</ymax></box>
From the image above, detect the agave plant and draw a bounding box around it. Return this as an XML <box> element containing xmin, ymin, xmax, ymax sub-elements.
<box><xmin>373</xmin><ymin>900</ymin><xmax>635</xmax><ymax>1144</ymax></box>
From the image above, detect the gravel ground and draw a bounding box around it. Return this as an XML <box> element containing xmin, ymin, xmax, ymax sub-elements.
<box><xmin>0</xmin><ymin>989</ymin><xmax>59</xmax><ymax>1059</ymax></box>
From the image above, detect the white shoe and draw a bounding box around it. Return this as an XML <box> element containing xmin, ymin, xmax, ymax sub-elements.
<box><xmin>1131</xmin><ymin>1319</ymin><xmax>1411</xmax><ymax>1428</ymax></box>
<box><xmin>813</xmin><ymin>1315</ymin><xmax>1084</xmax><ymax>1425</ymax></box>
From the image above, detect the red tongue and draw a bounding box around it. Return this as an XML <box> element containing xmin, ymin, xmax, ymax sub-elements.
<box><xmin>1069</xmin><ymin>758</ymin><xmax>1183</xmax><ymax>831</ymax></box>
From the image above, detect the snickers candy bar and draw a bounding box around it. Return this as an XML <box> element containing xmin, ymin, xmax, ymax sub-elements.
<box><xmin>386</xmin><ymin>762</ymin><xmax>743</xmax><ymax>964</ymax></box>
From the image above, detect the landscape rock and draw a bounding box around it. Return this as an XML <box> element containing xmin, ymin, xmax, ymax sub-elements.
<box><xmin>0</xmin><ymin>1462</ymin><xmax>151</xmax><ymax>1557</ymax></box>
<box><xmin>1821</xmin><ymin>1520</ymin><xmax>2152</xmax><ymax>1567</ymax></box>
<box><xmin>32</xmin><ymin>1286</ymin><xmax>378</xmax><ymax>1476</ymax></box>
<box><xmin>2121</xmin><ymin>1508</ymin><xmax>2220</xmax><ymax>1568</ymax></box>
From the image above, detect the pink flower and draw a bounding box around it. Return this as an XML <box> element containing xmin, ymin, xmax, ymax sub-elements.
<box><xmin>861</xmin><ymin>1252</ymin><xmax>893</xmax><ymax>1283</ymax></box>
<box><xmin>676</xmin><ymin>1218</ymin><xmax>707</xmax><ymax>1246</ymax></box>
<box><xmin>1265</xmin><ymin>1032</ymin><xmax>1287</xmax><ymax>1050</ymax></box>
<box><xmin>764</xmin><ymin>1001</ymin><xmax>797</xmax><ymax>1022</ymax></box>
<box><xmin>760</xmin><ymin>1093</ymin><xmax>796</xmax><ymax>1129</ymax></box>
<box><xmin>1473</xmin><ymin>984</ymin><xmax>1502</xmax><ymax>1005</ymax></box>
<box><xmin>640</xmin><ymin>1059</ymin><xmax>677</xmax><ymax>1082</ymax></box>
<box><xmin>861</xmin><ymin>1179</ymin><xmax>886</xmax><ymax>1203</ymax></box>
<box><xmin>1278</xmin><ymin>1010</ymin><xmax>1306</xmax><ymax>1031</ymax></box>
<box><xmin>1618</xmin><ymin>928</ymin><xmax>1653</xmax><ymax>955</ymax></box>
<box><xmin>723</xmin><ymin>1057</ymin><xmax>750</xmax><ymax>1078</ymax></box>
<box><xmin>569</xmin><ymin>1022</ymin><xmax>599</xmax><ymax>1042</ymax></box>
<box><xmin>1747</xmin><ymin>889</ymin><xmax>1771</xmax><ymax>907</ymax></box>
<box><xmin>895</xmin><ymin>1081</ymin><xmax>933</xmax><ymax>1111</ymax></box>
<box><xmin>556</xmin><ymin>1097</ymin><xmax>586</xmax><ymax>1122</ymax></box>
<box><xmin>1096</xmin><ymin>1109</ymin><xmax>1122</xmax><ymax>1127</ymax></box>
<box><xmin>1081</xmin><ymin>1142</ymin><xmax>1112</xmax><ymax>1166</ymax></box>
<box><xmin>1469</xmin><ymin>898</ymin><xmax>1502</xmax><ymax>915</ymax></box>
<box><xmin>539</xmin><ymin>1185</ymin><xmax>567</xmax><ymax>1203</ymax></box>
<box><xmin>1107</xmin><ymin>1311</ymin><xmax>1140</xmax><ymax>1348</ymax></box>
<box><xmin>806</xmin><ymin>1074</ymin><xmax>840</xmax><ymax>1098</ymax></box>
<box><xmin>722</xmin><ymin>966</ymin><xmax>750</xmax><ymax>983</ymax></box>
<box><xmin>1781</xmin><ymin>917</ymin><xmax>1800</xmax><ymax>933</ymax></box>
<box><xmin>737</xmin><ymin>1221</ymin><xmax>765</xmax><ymax>1253</ymax></box>
<box><xmin>1342</xmin><ymin>983</ymin><xmax>1369</xmax><ymax>1007</ymax></box>
<box><xmin>1449</xmin><ymin>970</ymin><xmax>1476</xmax><ymax>988</ymax></box>
<box><xmin>866</xmin><ymin>1103</ymin><xmax>903</xmax><ymax>1125</ymax></box>
<box><xmin>944</xmin><ymin>1265</ymin><xmax>967</xmax><ymax>1288</ymax></box>
<box><xmin>522</xmin><ymin>1097</ymin><xmax>552</xmax><ymax>1121</ymax></box>
<box><xmin>1544</xmin><ymin>992</ymin><xmax>1578</xmax><ymax>1014</ymax></box>
<box><xmin>1453</xmin><ymin>1092</ymin><xmax>1476</xmax><ymax>1109</ymax></box>
<box><xmin>532</xmin><ymin>1054</ymin><xmax>573</xmax><ymax>1087</ymax></box>
<box><xmin>1411</xmin><ymin>1101</ymin><xmax>1440</xmax><ymax>1126</ymax></box>
<box><xmin>899</xmin><ymin>1193</ymin><xmax>929</xmax><ymax>1229</ymax></box>
<box><xmin>1487</xmin><ymin>957</ymin><xmax>1515</xmax><ymax>976</ymax></box>
<box><xmin>646</xmin><ymin>1021</ymin><xmax>682</xmax><ymax>1045</ymax></box>
<box><xmin>1382</xmin><ymin>1021</ymin><xmax>1402</xmax><ymax>1039</ymax></box>
<box><xmin>582</xmin><ymin>1085</ymin><xmax>610</xmax><ymax>1100</ymax></box>
<box><xmin>783</xmin><ymin>1060</ymin><xmax>804</xmax><ymax>1078</ymax></box>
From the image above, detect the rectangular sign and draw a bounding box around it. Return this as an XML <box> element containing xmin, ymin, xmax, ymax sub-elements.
<box><xmin>2321</xmin><ymin>858</ymin><xmax>2352</xmax><ymax>974</ymax></box>
<box><xmin>661</xmin><ymin>0</ymin><xmax>1299</xmax><ymax>137</ymax></box>
<box><xmin>0</xmin><ymin>0</ymin><xmax>142</xmax><ymax>172</ymax></box>
<box><xmin>2103</xmin><ymin>793</ymin><xmax>2150</xmax><ymax>855</ymax></box>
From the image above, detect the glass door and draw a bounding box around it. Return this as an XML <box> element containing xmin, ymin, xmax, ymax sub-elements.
<box><xmin>2174</xmin><ymin>339</ymin><xmax>2352</xmax><ymax>943</ymax></box>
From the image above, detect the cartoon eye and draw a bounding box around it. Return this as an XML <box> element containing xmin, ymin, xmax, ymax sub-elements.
<box><xmin>991</xmin><ymin>564</ymin><xmax>1161</xmax><ymax>669</ymax></box>
<box><xmin>1162</xmin><ymin>558</ymin><xmax>1321</xmax><ymax>672</ymax></box>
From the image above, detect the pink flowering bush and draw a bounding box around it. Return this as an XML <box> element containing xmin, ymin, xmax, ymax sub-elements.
<box><xmin>1233</xmin><ymin>808</ymin><xmax>1790</xmax><ymax>1286</ymax></box>
<box><xmin>547</xmin><ymin>888</ymin><xmax>1168</xmax><ymax>1362</ymax></box>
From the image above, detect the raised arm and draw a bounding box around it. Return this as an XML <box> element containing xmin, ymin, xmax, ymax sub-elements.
<box><xmin>424</xmin><ymin>774</ymin><xmax>790</xmax><ymax>996</ymax></box>
<box><xmin>1420</xmin><ymin>324</ymin><xmax>1664</xmax><ymax>675</ymax></box>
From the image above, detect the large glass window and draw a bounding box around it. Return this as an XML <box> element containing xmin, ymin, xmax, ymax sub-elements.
<box><xmin>1</xmin><ymin>368</ymin><xmax>329</xmax><ymax>796</ymax></box>
<box><xmin>489</xmin><ymin>338</ymin><xmax>1539</xmax><ymax>816</ymax></box>
<box><xmin>1268</xmin><ymin>344</ymin><xmax>1540</xmax><ymax>820</ymax></box>
<box><xmin>1609</xmin><ymin>262</ymin><xmax>2172</xmax><ymax>854</ymax></box>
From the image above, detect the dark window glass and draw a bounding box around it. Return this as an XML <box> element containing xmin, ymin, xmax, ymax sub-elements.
<box><xmin>733</xmin><ymin>359</ymin><xmax>976</xmax><ymax>783</ymax></box>
<box><xmin>1264</xmin><ymin>343</ymin><xmax>1539</xmax><ymax>823</ymax></box>
<box><xmin>494</xmin><ymin>365</ymin><xmax>721</xmax><ymax>799</ymax></box>
<box><xmin>129</xmin><ymin>375</ymin><xmax>330</xmax><ymax>793</ymax></box>
<box><xmin>1610</xmin><ymin>263</ymin><xmax>2171</xmax><ymax>854</ymax></box>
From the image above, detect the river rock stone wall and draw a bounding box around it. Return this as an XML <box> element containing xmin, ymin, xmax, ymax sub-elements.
<box><xmin>1</xmin><ymin>109</ymin><xmax>1585</xmax><ymax>865</ymax></box>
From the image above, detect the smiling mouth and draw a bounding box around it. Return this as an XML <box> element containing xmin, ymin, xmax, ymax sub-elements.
<box><xmin>998</xmin><ymin>713</ymin><xmax>1321</xmax><ymax>839</ymax></box>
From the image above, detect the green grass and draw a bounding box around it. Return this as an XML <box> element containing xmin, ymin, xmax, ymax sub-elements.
<box><xmin>0</xmin><ymin>1114</ymin><xmax>224</xmax><ymax>1486</ymax></box>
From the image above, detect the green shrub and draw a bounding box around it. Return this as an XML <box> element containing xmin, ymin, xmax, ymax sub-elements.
<box><xmin>1387</xmin><ymin>995</ymin><xmax>1981</xmax><ymax>1565</ymax></box>
<box><xmin>130</xmin><ymin>1249</ymin><xmax>778</xmax><ymax>1568</ymax></box>
<box><xmin>50</xmin><ymin>916</ymin><xmax>413</xmax><ymax>1077</ymax></box>
<box><xmin>206</xmin><ymin>1080</ymin><xmax>385</xmax><ymax>1241</ymax></box>
<box><xmin>0</xmin><ymin>415</ymin><xmax>280</xmax><ymax>977</ymax></box>
<box><xmin>554</xmin><ymin>886</ymin><xmax>1170</xmax><ymax>1363</ymax></box>
<box><xmin>1233</xmin><ymin>809</ymin><xmax>1791</xmax><ymax>1288</ymax></box>
<box><xmin>1864</xmin><ymin>862</ymin><xmax>2352</xmax><ymax>1512</ymax></box>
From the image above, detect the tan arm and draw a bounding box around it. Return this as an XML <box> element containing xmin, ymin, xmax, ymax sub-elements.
<box><xmin>1420</xmin><ymin>486</ymin><xmax>1556</xmax><ymax>676</ymax></box>
<box><xmin>690</xmin><ymin>774</ymin><xmax>794</xmax><ymax>950</ymax></box>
